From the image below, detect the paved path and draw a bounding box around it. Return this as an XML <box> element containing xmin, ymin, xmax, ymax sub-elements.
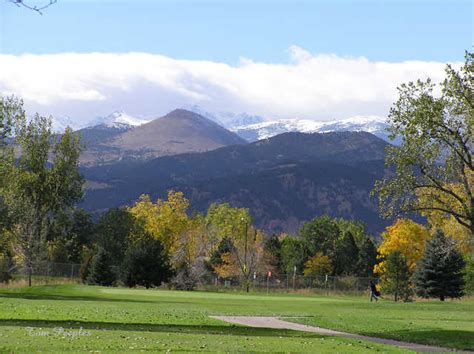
<box><xmin>211</xmin><ymin>316</ymin><xmax>462</xmax><ymax>353</ymax></box>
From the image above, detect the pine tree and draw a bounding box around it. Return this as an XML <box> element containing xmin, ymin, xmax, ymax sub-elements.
<box><xmin>357</xmin><ymin>236</ymin><xmax>378</xmax><ymax>277</ymax></box>
<box><xmin>333</xmin><ymin>231</ymin><xmax>359</xmax><ymax>275</ymax></box>
<box><xmin>207</xmin><ymin>237</ymin><xmax>233</xmax><ymax>272</ymax></box>
<box><xmin>381</xmin><ymin>251</ymin><xmax>411</xmax><ymax>301</ymax></box>
<box><xmin>414</xmin><ymin>230</ymin><xmax>465</xmax><ymax>301</ymax></box>
<box><xmin>86</xmin><ymin>248</ymin><xmax>116</xmax><ymax>286</ymax></box>
<box><xmin>121</xmin><ymin>235</ymin><xmax>172</xmax><ymax>288</ymax></box>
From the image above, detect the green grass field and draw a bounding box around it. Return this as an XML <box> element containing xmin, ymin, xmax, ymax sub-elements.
<box><xmin>0</xmin><ymin>285</ymin><xmax>472</xmax><ymax>352</ymax></box>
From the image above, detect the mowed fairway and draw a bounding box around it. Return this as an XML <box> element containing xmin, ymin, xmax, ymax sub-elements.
<box><xmin>0</xmin><ymin>285</ymin><xmax>472</xmax><ymax>352</ymax></box>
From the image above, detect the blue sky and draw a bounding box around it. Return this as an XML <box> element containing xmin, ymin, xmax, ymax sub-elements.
<box><xmin>1</xmin><ymin>0</ymin><xmax>472</xmax><ymax>63</ymax></box>
<box><xmin>0</xmin><ymin>0</ymin><xmax>472</xmax><ymax>124</ymax></box>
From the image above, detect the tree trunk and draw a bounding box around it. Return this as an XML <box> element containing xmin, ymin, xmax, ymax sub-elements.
<box><xmin>440</xmin><ymin>295</ymin><xmax>445</xmax><ymax>301</ymax></box>
<box><xmin>28</xmin><ymin>268</ymin><xmax>32</xmax><ymax>287</ymax></box>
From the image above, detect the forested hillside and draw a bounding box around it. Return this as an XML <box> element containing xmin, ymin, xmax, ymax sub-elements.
<box><xmin>82</xmin><ymin>131</ymin><xmax>389</xmax><ymax>233</ymax></box>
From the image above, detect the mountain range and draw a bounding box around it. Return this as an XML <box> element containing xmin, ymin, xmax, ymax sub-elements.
<box><xmin>230</xmin><ymin>115</ymin><xmax>392</xmax><ymax>143</ymax></box>
<box><xmin>81</xmin><ymin>126</ymin><xmax>391</xmax><ymax>234</ymax></box>
<box><xmin>54</xmin><ymin>107</ymin><xmax>393</xmax><ymax>144</ymax></box>
<box><xmin>49</xmin><ymin>108</ymin><xmax>397</xmax><ymax>234</ymax></box>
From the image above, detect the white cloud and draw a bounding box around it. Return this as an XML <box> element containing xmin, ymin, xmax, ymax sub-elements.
<box><xmin>0</xmin><ymin>48</ymin><xmax>454</xmax><ymax>124</ymax></box>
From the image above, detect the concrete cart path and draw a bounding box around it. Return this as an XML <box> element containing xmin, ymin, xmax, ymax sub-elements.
<box><xmin>211</xmin><ymin>315</ymin><xmax>465</xmax><ymax>353</ymax></box>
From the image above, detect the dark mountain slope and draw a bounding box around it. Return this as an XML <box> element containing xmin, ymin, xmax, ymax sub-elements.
<box><xmin>81</xmin><ymin>131</ymin><xmax>389</xmax><ymax>234</ymax></box>
<box><xmin>84</xmin><ymin>131</ymin><xmax>387</xmax><ymax>183</ymax></box>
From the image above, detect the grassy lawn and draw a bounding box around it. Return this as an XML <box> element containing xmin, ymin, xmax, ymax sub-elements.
<box><xmin>0</xmin><ymin>285</ymin><xmax>472</xmax><ymax>352</ymax></box>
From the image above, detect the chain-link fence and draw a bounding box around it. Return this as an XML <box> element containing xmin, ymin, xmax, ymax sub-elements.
<box><xmin>2</xmin><ymin>262</ymin><xmax>82</xmax><ymax>287</ymax></box>
<box><xmin>3</xmin><ymin>262</ymin><xmax>378</xmax><ymax>294</ymax></box>
<box><xmin>202</xmin><ymin>273</ymin><xmax>378</xmax><ymax>294</ymax></box>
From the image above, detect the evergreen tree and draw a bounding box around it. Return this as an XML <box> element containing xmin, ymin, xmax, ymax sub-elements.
<box><xmin>381</xmin><ymin>251</ymin><xmax>411</xmax><ymax>301</ymax></box>
<box><xmin>96</xmin><ymin>208</ymin><xmax>135</xmax><ymax>266</ymax></box>
<box><xmin>333</xmin><ymin>231</ymin><xmax>359</xmax><ymax>275</ymax></box>
<box><xmin>121</xmin><ymin>235</ymin><xmax>172</xmax><ymax>288</ymax></box>
<box><xmin>357</xmin><ymin>236</ymin><xmax>378</xmax><ymax>277</ymax></box>
<box><xmin>86</xmin><ymin>248</ymin><xmax>116</xmax><ymax>286</ymax></box>
<box><xmin>414</xmin><ymin>230</ymin><xmax>466</xmax><ymax>301</ymax></box>
<box><xmin>207</xmin><ymin>237</ymin><xmax>233</xmax><ymax>272</ymax></box>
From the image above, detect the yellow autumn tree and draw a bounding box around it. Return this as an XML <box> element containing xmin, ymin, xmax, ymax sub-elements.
<box><xmin>206</xmin><ymin>203</ymin><xmax>265</xmax><ymax>292</ymax></box>
<box><xmin>374</xmin><ymin>219</ymin><xmax>430</xmax><ymax>275</ymax></box>
<box><xmin>417</xmin><ymin>179</ymin><xmax>473</xmax><ymax>254</ymax></box>
<box><xmin>172</xmin><ymin>213</ymin><xmax>219</xmax><ymax>270</ymax></box>
<box><xmin>128</xmin><ymin>191</ymin><xmax>190</xmax><ymax>252</ymax></box>
<box><xmin>303</xmin><ymin>252</ymin><xmax>333</xmax><ymax>277</ymax></box>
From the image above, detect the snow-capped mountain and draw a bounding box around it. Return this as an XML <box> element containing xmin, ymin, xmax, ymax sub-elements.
<box><xmin>183</xmin><ymin>106</ymin><xmax>393</xmax><ymax>143</ymax></box>
<box><xmin>231</xmin><ymin>115</ymin><xmax>393</xmax><ymax>143</ymax></box>
<box><xmin>51</xmin><ymin>116</ymin><xmax>86</xmax><ymax>133</ymax></box>
<box><xmin>87</xmin><ymin>111</ymin><xmax>150</xmax><ymax>130</ymax></box>
<box><xmin>182</xmin><ymin>105</ymin><xmax>264</xmax><ymax>128</ymax></box>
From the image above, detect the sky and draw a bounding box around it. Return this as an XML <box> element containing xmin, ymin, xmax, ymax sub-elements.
<box><xmin>0</xmin><ymin>0</ymin><xmax>472</xmax><ymax>125</ymax></box>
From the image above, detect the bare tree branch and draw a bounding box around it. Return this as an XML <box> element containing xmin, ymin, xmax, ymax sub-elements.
<box><xmin>8</xmin><ymin>0</ymin><xmax>57</xmax><ymax>15</ymax></box>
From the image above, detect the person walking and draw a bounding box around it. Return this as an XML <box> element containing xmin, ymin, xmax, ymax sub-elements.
<box><xmin>369</xmin><ymin>280</ymin><xmax>379</xmax><ymax>302</ymax></box>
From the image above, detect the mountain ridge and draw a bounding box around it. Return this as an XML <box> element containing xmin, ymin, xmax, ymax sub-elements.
<box><xmin>81</xmin><ymin>131</ymin><xmax>390</xmax><ymax>234</ymax></box>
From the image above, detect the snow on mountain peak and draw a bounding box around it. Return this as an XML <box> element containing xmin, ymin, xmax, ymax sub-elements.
<box><xmin>182</xmin><ymin>104</ymin><xmax>265</xmax><ymax>128</ymax></box>
<box><xmin>107</xmin><ymin>111</ymin><xmax>149</xmax><ymax>127</ymax></box>
<box><xmin>88</xmin><ymin>111</ymin><xmax>150</xmax><ymax>129</ymax></box>
<box><xmin>231</xmin><ymin>115</ymin><xmax>391</xmax><ymax>142</ymax></box>
<box><xmin>51</xmin><ymin>116</ymin><xmax>86</xmax><ymax>133</ymax></box>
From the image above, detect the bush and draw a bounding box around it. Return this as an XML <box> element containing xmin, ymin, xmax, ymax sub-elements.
<box><xmin>121</xmin><ymin>235</ymin><xmax>172</xmax><ymax>288</ymax></box>
<box><xmin>304</xmin><ymin>252</ymin><xmax>333</xmax><ymax>277</ymax></box>
<box><xmin>172</xmin><ymin>265</ymin><xmax>196</xmax><ymax>291</ymax></box>
<box><xmin>86</xmin><ymin>248</ymin><xmax>116</xmax><ymax>286</ymax></box>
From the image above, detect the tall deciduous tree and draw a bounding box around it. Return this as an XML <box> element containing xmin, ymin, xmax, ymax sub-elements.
<box><xmin>300</xmin><ymin>216</ymin><xmax>340</xmax><ymax>257</ymax></box>
<box><xmin>206</xmin><ymin>203</ymin><xmax>263</xmax><ymax>292</ymax></box>
<box><xmin>128</xmin><ymin>191</ymin><xmax>190</xmax><ymax>253</ymax></box>
<box><xmin>0</xmin><ymin>97</ymin><xmax>20</xmax><ymax>244</ymax></box>
<box><xmin>374</xmin><ymin>219</ymin><xmax>430</xmax><ymax>275</ymax></box>
<box><xmin>4</xmin><ymin>110</ymin><xmax>83</xmax><ymax>286</ymax></box>
<box><xmin>280</xmin><ymin>236</ymin><xmax>306</xmax><ymax>274</ymax></box>
<box><xmin>373</xmin><ymin>52</ymin><xmax>473</xmax><ymax>238</ymax></box>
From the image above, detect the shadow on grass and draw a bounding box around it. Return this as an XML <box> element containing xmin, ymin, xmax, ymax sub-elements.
<box><xmin>0</xmin><ymin>319</ymin><xmax>324</xmax><ymax>338</ymax></box>
<box><xmin>363</xmin><ymin>329</ymin><xmax>474</xmax><ymax>351</ymax></box>
<box><xmin>0</xmin><ymin>292</ymin><xmax>197</xmax><ymax>305</ymax></box>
